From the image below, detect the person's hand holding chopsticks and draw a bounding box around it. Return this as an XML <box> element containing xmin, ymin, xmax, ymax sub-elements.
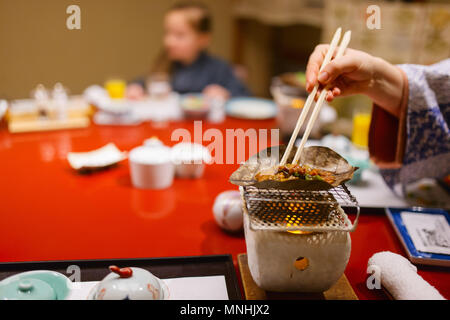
<box><xmin>306</xmin><ymin>45</ymin><xmax>405</xmax><ymax>117</ymax></box>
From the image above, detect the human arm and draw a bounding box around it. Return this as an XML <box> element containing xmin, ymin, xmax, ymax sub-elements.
<box><xmin>306</xmin><ymin>45</ymin><xmax>404</xmax><ymax>117</ymax></box>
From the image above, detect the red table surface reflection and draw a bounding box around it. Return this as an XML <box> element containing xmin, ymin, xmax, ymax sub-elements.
<box><xmin>0</xmin><ymin>118</ymin><xmax>448</xmax><ymax>300</ymax></box>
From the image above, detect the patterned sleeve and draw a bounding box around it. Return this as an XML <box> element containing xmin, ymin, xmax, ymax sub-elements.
<box><xmin>375</xmin><ymin>59</ymin><xmax>450</xmax><ymax>195</ymax></box>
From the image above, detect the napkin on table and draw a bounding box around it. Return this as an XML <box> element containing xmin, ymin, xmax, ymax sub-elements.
<box><xmin>368</xmin><ymin>251</ymin><xmax>445</xmax><ymax>300</ymax></box>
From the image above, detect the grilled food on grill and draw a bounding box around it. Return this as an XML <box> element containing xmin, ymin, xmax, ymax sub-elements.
<box><xmin>255</xmin><ymin>164</ymin><xmax>336</xmax><ymax>185</ymax></box>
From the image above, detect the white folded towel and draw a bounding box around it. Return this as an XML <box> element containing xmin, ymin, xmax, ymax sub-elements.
<box><xmin>367</xmin><ymin>251</ymin><xmax>445</xmax><ymax>300</ymax></box>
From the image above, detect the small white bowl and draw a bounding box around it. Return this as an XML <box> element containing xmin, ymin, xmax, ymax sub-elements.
<box><xmin>171</xmin><ymin>143</ymin><xmax>211</xmax><ymax>179</ymax></box>
<box><xmin>180</xmin><ymin>94</ymin><xmax>210</xmax><ymax>120</ymax></box>
<box><xmin>174</xmin><ymin>163</ymin><xmax>205</xmax><ymax>179</ymax></box>
<box><xmin>129</xmin><ymin>146</ymin><xmax>174</xmax><ymax>189</ymax></box>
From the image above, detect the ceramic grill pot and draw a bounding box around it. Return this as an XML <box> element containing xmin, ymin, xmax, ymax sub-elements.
<box><xmin>240</xmin><ymin>186</ymin><xmax>358</xmax><ymax>293</ymax></box>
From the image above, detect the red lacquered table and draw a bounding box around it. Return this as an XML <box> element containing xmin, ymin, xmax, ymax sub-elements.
<box><xmin>0</xmin><ymin>118</ymin><xmax>448</xmax><ymax>300</ymax></box>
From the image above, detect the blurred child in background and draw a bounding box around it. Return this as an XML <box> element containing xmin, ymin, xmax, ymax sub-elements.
<box><xmin>127</xmin><ymin>2</ymin><xmax>250</xmax><ymax>100</ymax></box>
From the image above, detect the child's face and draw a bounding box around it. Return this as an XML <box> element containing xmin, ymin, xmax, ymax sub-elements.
<box><xmin>163</xmin><ymin>11</ymin><xmax>210</xmax><ymax>64</ymax></box>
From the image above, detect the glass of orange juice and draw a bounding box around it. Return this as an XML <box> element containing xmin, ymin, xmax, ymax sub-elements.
<box><xmin>352</xmin><ymin>112</ymin><xmax>371</xmax><ymax>148</ymax></box>
<box><xmin>105</xmin><ymin>79</ymin><xmax>126</xmax><ymax>99</ymax></box>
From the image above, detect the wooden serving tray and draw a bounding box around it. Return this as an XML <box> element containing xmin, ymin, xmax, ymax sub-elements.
<box><xmin>8</xmin><ymin>117</ymin><xmax>90</xmax><ymax>133</ymax></box>
<box><xmin>238</xmin><ymin>253</ymin><xmax>358</xmax><ymax>300</ymax></box>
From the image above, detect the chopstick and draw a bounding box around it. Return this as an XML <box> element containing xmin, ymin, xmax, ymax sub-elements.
<box><xmin>292</xmin><ymin>30</ymin><xmax>352</xmax><ymax>164</ymax></box>
<box><xmin>279</xmin><ymin>27</ymin><xmax>342</xmax><ymax>166</ymax></box>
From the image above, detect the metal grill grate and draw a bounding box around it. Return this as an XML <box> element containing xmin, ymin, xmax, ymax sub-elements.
<box><xmin>241</xmin><ymin>185</ymin><xmax>359</xmax><ymax>233</ymax></box>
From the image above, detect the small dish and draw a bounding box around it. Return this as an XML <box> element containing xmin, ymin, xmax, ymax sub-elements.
<box><xmin>0</xmin><ymin>270</ymin><xmax>71</xmax><ymax>300</ymax></box>
<box><xmin>171</xmin><ymin>142</ymin><xmax>211</xmax><ymax>179</ymax></box>
<box><xmin>226</xmin><ymin>97</ymin><xmax>277</xmax><ymax>120</ymax></box>
<box><xmin>67</xmin><ymin>143</ymin><xmax>127</xmax><ymax>172</ymax></box>
<box><xmin>98</xmin><ymin>100</ymin><xmax>134</xmax><ymax>115</ymax></box>
<box><xmin>87</xmin><ymin>266</ymin><xmax>169</xmax><ymax>300</ymax></box>
<box><xmin>180</xmin><ymin>94</ymin><xmax>210</xmax><ymax>119</ymax></box>
<box><xmin>129</xmin><ymin>145</ymin><xmax>174</xmax><ymax>189</ymax></box>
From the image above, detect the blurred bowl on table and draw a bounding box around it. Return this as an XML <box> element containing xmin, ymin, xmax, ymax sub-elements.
<box><xmin>171</xmin><ymin>142</ymin><xmax>211</xmax><ymax>179</ymax></box>
<box><xmin>225</xmin><ymin>97</ymin><xmax>277</xmax><ymax>120</ymax></box>
<box><xmin>271</xmin><ymin>72</ymin><xmax>336</xmax><ymax>140</ymax></box>
<box><xmin>276</xmin><ymin>72</ymin><xmax>308</xmax><ymax>93</ymax></box>
<box><xmin>146</xmin><ymin>73</ymin><xmax>172</xmax><ymax>99</ymax></box>
<box><xmin>180</xmin><ymin>94</ymin><xmax>210</xmax><ymax>120</ymax></box>
<box><xmin>83</xmin><ymin>85</ymin><xmax>134</xmax><ymax>116</ymax></box>
<box><xmin>321</xmin><ymin>134</ymin><xmax>352</xmax><ymax>154</ymax></box>
<box><xmin>97</xmin><ymin>100</ymin><xmax>134</xmax><ymax>116</ymax></box>
<box><xmin>129</xmin><ymin>145</ymin><xmax>174</xmax><ymax>189</ymax></box>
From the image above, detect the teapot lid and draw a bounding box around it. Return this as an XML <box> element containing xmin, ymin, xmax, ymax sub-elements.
<box><xmin>0</xmin><ymin>278</ymin><xmax>56</xmax><ymax>300</ymax></box>
<box><xmin>90</xmin><ymin>266</ymin><xmax>168</xmax><ymax>300</ymax></box>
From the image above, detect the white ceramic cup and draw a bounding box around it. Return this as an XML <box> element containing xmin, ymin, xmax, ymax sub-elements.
<box><xmin>174</xmin><ymin>163</ymin><xmax>205</xmax><ymax>179</ymax></box>
<box><xmin>129</xmin><ymin>146</ymin><xmax>175</xmax><ymax>190</ymax></box>
<box><xmin>171</xmin><ymin>142</ymin><xmax>211</xmax><ymax>179</ymax></box>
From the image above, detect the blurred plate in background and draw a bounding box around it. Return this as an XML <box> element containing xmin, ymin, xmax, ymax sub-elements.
<box><xmin>225</xmin><ymin>97</ymin><xmax>277</xmax><ymax>120</ymax></box>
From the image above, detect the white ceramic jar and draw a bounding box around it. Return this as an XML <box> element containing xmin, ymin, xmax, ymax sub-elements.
<box><xmin>129</xmin><ymin>146</ymin><xmax>174</xmax><ymax>189</ymax></box>
<box><xmin>88</xmin><ymin>266</ymin><xmax>169</xmax><ymax>300</ymax></box>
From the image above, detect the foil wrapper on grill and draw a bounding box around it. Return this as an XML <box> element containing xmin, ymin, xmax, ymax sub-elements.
<box><xmin>229</xmin><ymin>145</ymin><xmax>357</xmax><ymax>191</ymax></box>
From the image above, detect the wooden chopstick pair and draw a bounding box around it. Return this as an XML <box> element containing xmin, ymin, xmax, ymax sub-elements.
<box><xmin>280</xmin><ymin>27</ymin><xmax>352</xmax><ymax>166</ymax></box>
